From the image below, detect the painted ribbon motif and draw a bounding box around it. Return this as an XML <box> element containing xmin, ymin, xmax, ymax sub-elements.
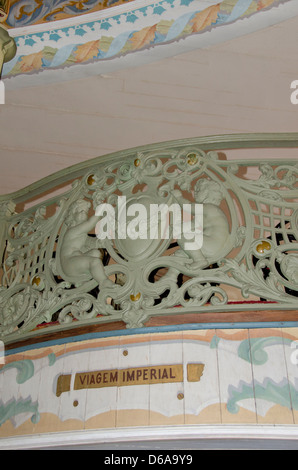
<box><xmin>3</xmin><ymin>0</ymin><xmax>288</xmax><ymax>77</ymax></box>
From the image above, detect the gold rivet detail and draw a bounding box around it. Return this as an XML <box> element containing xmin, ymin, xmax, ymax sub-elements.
<box><xmin>187</xmin><ymin>153</ymin><xmax>198</xmax><ymax>165</ymax></box>
<box><xmin>123</xmin><ymin>350</ymin><xmax>128</xmax><ymax>356</ymax></box>
<box><xmin>130</xmin><ymin>292</ymin><xmax>141</xmax><ymax>302</ymax></box>
<box><xmin>87</xmin><ymin>174</ymin><xmax>95</xmax><ymax>185</ymax></box>
<box><xmin>256</xmin><ymin>241</ymin><xmax>271</xmax><ymax>254</ymax></box>
<box><xmin>73</xmin><ymin>400</ymin><xmax>79</xmax><ymax>407</ymax></box>
<box><xmin>177</xmin><ymin>393</ymin><xmax>184</xmax><ymax>400</ymax></box>
<box><xmin>134</xmin><ymin>158</ymin><xmax>141</xmax><ymax>167</ymax></box>
<box><xmin>32</xmin><ymin>276</ymin><xmax>41</xmax><ymax>287</ymax></box>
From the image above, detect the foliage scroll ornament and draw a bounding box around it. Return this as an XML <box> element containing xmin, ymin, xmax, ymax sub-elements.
<box><xmin>0</xmin><ymin>143</ymin><xmax>297</xmax><ymax>340</ymax></box>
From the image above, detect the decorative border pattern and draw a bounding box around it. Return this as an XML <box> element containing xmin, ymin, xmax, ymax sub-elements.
<box><xmin>1</xmin><ymin>327</ymin><xmax>298</xmax><ymax>435</ymax></box>
<box><xmin>3</xmin><ymin>0</ymin><xmax>292</xmax><ymax>79</ymax></box>
<box><xmin>6</xmin><ymin>0</ymin><xmax>136</xmax><ymax>27</ymax></box>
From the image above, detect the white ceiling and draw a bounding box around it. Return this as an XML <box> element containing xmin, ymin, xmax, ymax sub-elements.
<box><xmin>1</xmin><ymin>13</ymin><xmax>298</xmax><ymax>197</ymax></box>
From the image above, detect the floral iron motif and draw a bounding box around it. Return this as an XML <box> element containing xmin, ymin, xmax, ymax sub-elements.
<box><xmin>0</xmin><ymin>137</ymin><xmax>297</xmax><ymax>340</ymax></box>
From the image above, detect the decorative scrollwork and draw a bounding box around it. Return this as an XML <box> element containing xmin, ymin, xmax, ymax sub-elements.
<box><xmin>0</xmin><ymin>140</ymin><xmax>297</xmax><ymax>340</ymax></box>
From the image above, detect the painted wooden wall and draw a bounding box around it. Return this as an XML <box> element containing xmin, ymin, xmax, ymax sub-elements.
<box><xmin>2</xmin><ymin>14</ymin><xmax>298</xmax><ymax>195</ymax></box>
<box><xmin>1</xmin><ymin>326</ymin><xmax>298</xmax><ymax>439</ymax></box>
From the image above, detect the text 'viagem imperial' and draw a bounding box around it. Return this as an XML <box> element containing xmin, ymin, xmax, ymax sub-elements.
<box><xmin>56</xmin><ymin>363</ymin><xmax>204</xmax><ymax>396</ymax></box>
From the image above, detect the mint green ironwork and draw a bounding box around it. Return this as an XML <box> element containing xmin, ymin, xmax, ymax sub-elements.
<box><xmin>0</xmin><ymin>133</ymin><xmax>297</xmax><ymax>343</ymax></box>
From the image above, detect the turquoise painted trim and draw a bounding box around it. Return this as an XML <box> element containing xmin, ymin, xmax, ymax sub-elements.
<box><xmin>4</xmin><ymin>321</ymin><xmax>298</xmax><ymax>357</ymax></box>
<box><xmin>4</xmin><ymin>0</ymin><xmax>296</xmax><ymax>82</ymax></box>
<box><xmin>228</xmin><ymin>0</ymin><xmax>254</xmax><ymax>22</ymax></box>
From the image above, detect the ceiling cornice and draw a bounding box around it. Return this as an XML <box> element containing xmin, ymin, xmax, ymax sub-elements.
<box><xmin>3</xmin><ymin>0</ymin><xmax>298</xmax><ymax>88</ymax></box>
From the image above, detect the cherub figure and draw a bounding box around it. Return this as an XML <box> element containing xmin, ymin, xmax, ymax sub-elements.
<box><xmin>60</xmin><ymin>199</ymin><xmax>114</xmax><ymax>288</ymax></box>
<box><xmin>163</xmin><ymin>178</ymin><xmax>230</xmax><ymax>280</ymax></box>
<box><xmin>0</xmin><ymin>24</ymin><xmax>17</xmax><ymax>64</ymax></box>
<box><xmin>179</xmin><ymin>178</ymin><xmax>229</xmax><ymax>268</ymax></box>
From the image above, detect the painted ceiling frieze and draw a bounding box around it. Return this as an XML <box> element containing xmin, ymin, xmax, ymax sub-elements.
<box><xmin>6</xmin><ymin>0</ymin><xmax>136</xmax><ymax>27</ymax></box>
<box><xmin>3</xmin><ymin>0</ymin><xmax>296</xmax><ymax>81</ymax></box>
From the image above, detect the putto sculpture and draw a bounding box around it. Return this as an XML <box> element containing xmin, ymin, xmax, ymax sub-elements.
<box><xmin>170</xmin><ymin>178</ymin><xmax>230</xmax><ymax>269</ymax></box>
<box><xmin>59</xmin><ymin>199</ymin><xmax>115</xmax><ymax>289</ymax></box>
<box><xmin>0</xmin><ymin>1</ymin><xmax>16</xmax><ymax>78</ymax></box>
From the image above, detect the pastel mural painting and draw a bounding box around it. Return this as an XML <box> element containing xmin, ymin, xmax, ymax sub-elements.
<box><xmin>2</xmin><ymin>0</ymin><xmax>298</xmax><ymax>82</ymax></box>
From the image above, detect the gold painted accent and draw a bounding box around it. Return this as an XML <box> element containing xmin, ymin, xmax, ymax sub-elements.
<box><xmin>87</xmin><ymin>174</ymin><xmax>95</xmax><ymax>185</ymax></box>
<box><xmin>187</xmin><ymin>363</ymin><xmax>205</xmax><ymax>382</ymax></box>
<box><xmin>130</xmin><ymin>292</ymin><xmax>141</xmax><ymax>302</ymax></box>
<box><xmin>32</xmin><ymin>275</ymin><xmax>41</xmax><ymax>287</ymax></box>
<box><xmin>73</xmin><ymin>400</ymin><xmax>79</xmax><ymax>407</ymax></box>
<box><xmin>187</xmin><ymin>153</ymin><xmax>198</xmax><ymax>165</ymax></box>
<box><xmin>177</xmin><ymin>393</ymin><xmax>184</xmax><ymax>400</ymax></box>
<box><xmin>123</xmin><ymin>350</ymin><xmax>128</xmax><ymax>356</ymax></box>
<box><xmin>73</xmin><ymin>364</ymin><xmax>183</xmax><ymax>391</ymax></box>
<box><xmin>134</xmin><ymin>158</ymin><xmax>141</xmax><ymax>167</ymax></box>
<box><xmin>256</xmin><ymin>240</ymin><xmax>271</xmax><ymax>254</ymax></box>
<box><xmin>56</xmin><ymin>374</ymin><xmax>71</xmax><ymax>397</ymax></box>
<box><xmin>56</xmin><ymin>363</ymin><xmax>205</xmax><ymax>396</ymax></box>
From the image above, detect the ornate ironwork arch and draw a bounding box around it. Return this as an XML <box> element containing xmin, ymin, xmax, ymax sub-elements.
<box><xmin>0</xmin><ymin>134</ymin><xmax>297</xmax><ymax>342</ymax></box>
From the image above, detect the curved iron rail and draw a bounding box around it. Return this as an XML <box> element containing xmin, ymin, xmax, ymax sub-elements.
<box><xmin>0</xmin><ymin>133</ymin><xmax>297</xmax><ymax>343</ymax></box>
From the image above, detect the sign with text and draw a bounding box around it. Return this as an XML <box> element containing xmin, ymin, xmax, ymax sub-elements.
<box><xmin>56</xmin><ymin>363</ymin><xmax>204</xmax><ymax>396</ymax></box>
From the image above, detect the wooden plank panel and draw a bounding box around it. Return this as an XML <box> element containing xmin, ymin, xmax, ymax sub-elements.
<box><xmin>183</xmin><ymin>330</ymin><xmax>221</xmax><ymax>424</ymax></box>
<box><xmin>146</xmin><ymin>309</ymin><xmax>298</xmax><ymax>327</ymax></box>
<box><xmin>0</xmin><ymin>351</ymin><xmax>26</xmax><ymax>435</ymax></box>
<box><xmin>149</xmin><ymin>332</ymin><xmax>184</xmax><ymax>426</ymax></box>
<box><xmin>116</xmin><ymin>335</ymin><xmax>150</xmax><ymax>427</ymax></box>
<box><xmin>56</xmin><ymin>343</ymin><xmax>89</xmax><ymax>429</ymax></box>
<box><xmin>84</xmin><ymin>337</ymin><xmax>119</xmax><ymax>429</ymax></box>
<box><xmin>250</xmin><ymin>328</ymin><xmax>294</xmax><ymax>424</ymax></box>
<box><xmin>26</xmin><ymin>344</ymin><xmax>65</xmax><ymax>434</ymax></box>
<box><xmin>216</xmin><ymin>329</ymin><xmax>257</xmax><ymax>424</ymax></box>
<box><xmin>6</xmin><ymin>308</ymin><xmax>298</xmax><ymax>354</ymax></box>
<box><xmin>281</xmin><ymin>327</ymin><xmax>298</xmax><ymax>425</ymax></box>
